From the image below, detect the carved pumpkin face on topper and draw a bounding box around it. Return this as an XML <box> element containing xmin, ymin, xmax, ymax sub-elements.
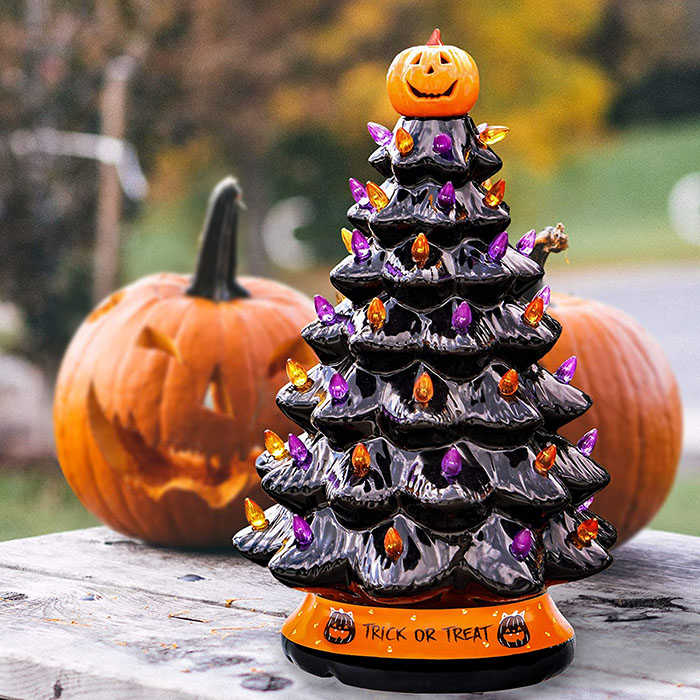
<box><xmin>386</xmin><ymin>28</ymin><xmax>479</xmax><ymax>117</ymax></box>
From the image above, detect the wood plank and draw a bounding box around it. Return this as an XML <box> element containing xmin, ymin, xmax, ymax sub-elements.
<box><xmin>0</xmin><ymin>527</ymin><xmax>696</xmax><ymax>699</ymax></box>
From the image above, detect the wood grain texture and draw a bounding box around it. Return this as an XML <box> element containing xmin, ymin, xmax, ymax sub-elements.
<box><xmin>0</xmin><ymin>527</ymin><xmax>697</xmax><ymax>699</ymax></box>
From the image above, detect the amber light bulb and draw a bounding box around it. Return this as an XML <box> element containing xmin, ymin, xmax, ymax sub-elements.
<box><xmin>366</xmin><ymin>181</ymin><xmax>389</xmax><ymax>210</ymax></box>
<box><xmin>263</xmin><ymin>429</ymin><xmax>287</xmax><ymax>460</ymax></box>
<box><xmin>411</xmin><ymin>233</ymin><xmax>430</xmax><ymax>268</ymax></box>
<box><xmin>352</xmin><ymin>443</ymin><xmax>371</xmax><ymax>478</ymax></box>
<box><xmin>413</xmin><ymin>372</ymin><xmax>434</xmax><ymax>404</ymax></box>
<box><xmin>384</xmin><ymin>526</ymin><xmax>404</xmax><ymax>561</ymax></box>
<box><xmin>367</xmin><ymin>297</ymin><xmax>387</xmax><ymax>331</ymax></box>
<box><xmin>498</xmin><ymin>369</ymin><xmax>518</xmax><ymax>396</ymax></box>
<box><xmin>534</xmin><ymin>444</ymin><xmax>557</xmax><ymax>475</ymax></box>
<box><xmin>395</xmin><ymin>127</ymin><xmax>414</xmax><ymax>155</ymax></box>
<box><xmin>522</xmin><ymin>297</ymin><xmax>545</xmax><ymax>327</ymax></box>
<box><xmin>286</xmin><ymin>358</ymin><xmax>312</xmax><ymax>391</ymax></box>
<box><xmin>340</xmin><ymin>227</ymin><xmax>354</xmax><ymax>254</ymax></box>
<box><xmin>244</xmin><ymin>498</ymin><xmax>269</xmax><ymax>531</ymax></box>
<box><xmin>484</xmin><ymin>179</ymin><xmax>505</xmax><ymax>208</ymax></box>
<box><xmin>478</xmin><ymin>125</ymin><xmax>510</xmax><ymax>146</ymax></box>
<box><xmin>577</xmin><ymin>518</ymin><xmax>599</xmax><ymax>544</ymax></box>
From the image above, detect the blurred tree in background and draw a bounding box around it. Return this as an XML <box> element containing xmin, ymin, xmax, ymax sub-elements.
<box><xmin>0</xmin><ymin>0</ymin><xmax>698</xmax><ymax>371</ymax></box>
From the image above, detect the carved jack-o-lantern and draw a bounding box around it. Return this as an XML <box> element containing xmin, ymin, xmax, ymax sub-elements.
<box><xmin>497</xmin><ymin>611</ymin><xmax>530</xmax><ymax>649</ymax></box>
<box><xmin>54</xmin><ymin>179</ymin><xmax>317</xmax><ymax>548</ymax></box>
<box><xmin>386</xmin><ymin>28</ymin><xmax>479</xmax><ymax>117</ymax></box>
<box><xmin>323</xmin><ymin>607</ymin><xmax>356</xmax><ymax>645</ymax></box>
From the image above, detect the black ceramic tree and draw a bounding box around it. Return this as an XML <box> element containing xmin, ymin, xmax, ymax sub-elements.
<box><xmin>234</xmin><ymin>29</ymin><xmax>616</xmax><ymax>693</ymax></box>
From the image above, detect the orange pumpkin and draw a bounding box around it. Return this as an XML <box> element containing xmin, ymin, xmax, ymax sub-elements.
<box><xmin>386</xmin><ymin>28</ymin><xmax>479</xmax><ymax>118</ymax></box>
<box><xmin>54</xmin><ymin>178</ymin><xmax>317</xmax><ymax>548</ymax></box>
<box><xmin>535</xmin><ymin>230</ymin><xmax>682</xmax><ymax>544</ymax></box>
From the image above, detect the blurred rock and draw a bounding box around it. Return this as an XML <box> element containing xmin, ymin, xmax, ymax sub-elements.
<box><xmin>0</xmin><ymin>354</ymin><xmax>54</xmax><ymax>461</ymax></box>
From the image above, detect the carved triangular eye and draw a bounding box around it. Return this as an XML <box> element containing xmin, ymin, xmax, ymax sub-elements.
<box><xmin>440</xmin><ymin>53</ymin><xmax>450</xmax><ymax>64</ymax></box>
<box><xmin>136</xmin><ymin>325</ymin><xmax>181</xmax><ymax>361</ymax></box>
<box><xmin>202</xmin><ymin>365</ymin><xmax>235</xmax><ymax>416</ymax></box>
<box><xmin>411</xmin><ymin>52</ymin><xmax>422</xmax><ymax>65</ymax></box>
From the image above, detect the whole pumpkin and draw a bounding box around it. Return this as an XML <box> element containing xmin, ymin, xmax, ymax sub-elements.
<box><xmin>386</xmin><ymin>28</ymin><xmax>479</xmax><ymax>118</ymax></box>
<box><xmin>534</xmin><ymin>229</ymin><xmax>683</xmax><ymax>545</ymax></box>
<box><xmin>54</xmin><ymin>178</ymin><xmax>317</xmax><ymax>548</ymax></box>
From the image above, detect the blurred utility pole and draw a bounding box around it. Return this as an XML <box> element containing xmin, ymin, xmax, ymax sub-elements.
<box><xmin>93</xmin><ymin>56</ymin><xmax>135</xmax><ymax>304</ymax></box>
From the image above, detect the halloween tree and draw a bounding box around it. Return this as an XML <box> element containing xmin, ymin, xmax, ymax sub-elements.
<box><xmin>234</xmin><ymin>29</ymin><xmax>616</xmax><ymax>693</ymax></box>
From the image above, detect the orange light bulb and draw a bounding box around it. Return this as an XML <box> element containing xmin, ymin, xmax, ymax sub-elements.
<box><xmin>498</xmin><ymin>369</ymin><xmax>519</xmax><ymax>396</ymax></box>
<box><xmin>577</xmin><ymin>518</ymin><xmax>599</xmax><ymax>544</ymax></box>
<box><xmin>366</xmin><ymin>181</ymin><xmax>389</xmax><ymax>211</ymax></box>
<box><xmin>367</xmin><ymin>297</ymin><xmax>387</xmax><ymax>331</ymax></box>
<box><xmin>534</xmin><ymin>444</ymin><xmax>557</xmax><ymax>475</ymax></box>
<box><xmin>413</xmin><ymin>372</ymin><xmax>434</xmax><ymax>404</ymax></box>
<box><xmin>264</xmin><ymin>429</ymin><xmax>287</xmax><ymax>460</ymax></box>
<box><xmin>351</xmin><ymin>443</ymin><xmax>371</xmax><ymax>478</ymax></box>
<box><xmin>340</xmin><ymin>227</ymin><xmax>354</xmax><ymax>254</ymax></box>
<box><xmin>478</xmin><ymin>125</ymin><xmax>510</xmax><ymax>146</ymax></box>
<box><xmin>286</xmin><ymin>358</ymin><xmax>312</xmax><ymax>391</ymax></box>
<box><xmin>244</xmin><ymin>498</ymin><xmax>269</xmax><ymax>531</ymax></box>
<box><xmin>411</xmin><ymin>233</ymin><xmax>430</xmax><ymax>268</ymax></box>
<box><xmin>522</xmin><ymin>297</ymin><xmax>544</xmax><ymax>327</ymax></box>
<box><xmin>395</xmin><ymin>127</ymin><xmax>414</xmax><ymax>155</ymax></box>
<box><xmin>384</xmin><ymin>526</ymin><xmax>403</xmax><ymax>561</ymax></box>
<box><xmin>484</xmin><ymin>179</ymin><xmax>506</xmax><ymax>208</ymax></box>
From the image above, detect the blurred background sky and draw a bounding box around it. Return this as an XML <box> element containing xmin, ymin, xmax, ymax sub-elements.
<box><xmin>0</xmin><ymin>0</ymin><xmax>699</xmax><ymax>540</ymax></box>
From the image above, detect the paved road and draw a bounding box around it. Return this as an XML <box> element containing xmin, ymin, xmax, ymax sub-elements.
<box><xmin>546</xmin><ymin>261</ymin><xmax>699</xmax><ymax>460</ymax></box>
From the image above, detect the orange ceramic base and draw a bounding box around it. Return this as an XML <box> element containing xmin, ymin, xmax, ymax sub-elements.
<box><xmin>281</xmin><ymin>592</ymin><xmax>575</xmax><ymax>692</ymax></box>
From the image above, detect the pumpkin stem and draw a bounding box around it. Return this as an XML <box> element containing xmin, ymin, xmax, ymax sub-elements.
<box><xmin>427</xmin><ymin>28</ymin><xmax>442</xmax><ymax>46</ymax></box>
<box><xmin>521</xmin><ymin>223</ymin><xmax>569</xmax><ymax>301</ymax></box>
<box><xmin>186</xmin><ymin>177</ymin><xmax>251</xmax><ymax>301</ymax></box>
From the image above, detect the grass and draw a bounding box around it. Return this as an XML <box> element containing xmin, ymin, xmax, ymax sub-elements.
<box><xmin>649</xmin><ymin>474</ymin><xmax>700</xmax><ymax>537</ymax></box>
<box><xmin>507</xmin><ymin>119</ymin><xmax>700</xmax><ymax>271</ymax></box>
<box><xmin>0</xmin><ymin>463</ymin><xmax>97</xmax><ymax>542</ymax></box>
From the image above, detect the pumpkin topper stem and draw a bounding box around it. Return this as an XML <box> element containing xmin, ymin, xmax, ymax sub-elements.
<box><xmin>187</xmin><ymin>177</ymin><xmax>251</xmax><ymax>301</ymax></box>
<box><xmin>426</xmin><ymin>28</ymin><xmax>442</xmax><ymax>45</ymax></box>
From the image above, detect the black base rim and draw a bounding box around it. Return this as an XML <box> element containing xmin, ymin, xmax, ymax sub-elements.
<box><xmin>282</xmin><ymin>634</ymin><xmax>575</xmax><ymax>693</ymax></box>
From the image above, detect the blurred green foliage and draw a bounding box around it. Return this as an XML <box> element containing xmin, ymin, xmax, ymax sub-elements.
<box><xmin>0</xmin><ymin>466</ymin><xmax>97</xmax><ymax>542</ymax></box>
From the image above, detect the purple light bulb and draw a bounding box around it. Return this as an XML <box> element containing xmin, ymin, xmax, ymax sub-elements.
<box><xmin>488</xmin><ymin>231</ymin><xmax>508</xmax><ymax>261</ymax></box>
<box><xmin>516</xmin><ymin>229</ymin><xmax>536</xmax><ymax>255</ymax></box>
<box><xmin>292</xmin><ymin>515</ymin><xmax>314</xmax><ymax>548</ymax></box>
<box><xmin>329</xmin><ymin>372</ymin><xmax>349</xmax><ymax>401</ymax></box>
<box><xmin>432</xmin><ymin>133</ymin><xmax>453</xmax><ymax>156</ymax></box>
<box><xmin>436</xmin><ymin>181</ymin><xmax>455</xmax><ymax>211</ymax></box>
<box><xmin>535</xmin><ymin>285</ymin><xmax>551</xmax><ymax>308</ymax></box>
<box><xmin>577</xmin><ymin>428</ymin><xmax>598</xmax><ymax>456</ymax></box>
<box><xmin>510</xmin><ymin>528</ymin><xmax>533</xmax><ymax>561</ymax></box>
<box><xmin>441</xmin><ymin>446</ymin><xmax>462</xmax><ymax>479</ymax></box>
<box><xmin>451</xmin><ymin>301</ymin><xmax>472</xmax><ymax>334</ymax></box>
<box><xmin>554</xmin><ymin>355</ymin><xmax>577</xmax><ymax>384</ymax></box>
<box><xmin>288</xmin><ymin>433</ymin><xmax>310</xmax><ymax>466</ymax></box>
<box><xmin>349</xmin><ymin>178</ymin><xmax>370</xmax><ymax>208</ymax></box>
<box><xmin>577</xmin><ymin>496</ymin><xmax>594</xmax><ymax>512</ymax></box>
<box><xmin>314</xmin><ymin>295</ymin><xmax>337</xmax><ymax>325</ymax></box>
<box><xmin>351</xmin><ymin>228</ymin><xmax>371</xmax><ymax>262</ymax></box>
<box><xmin>367</xmin><ymin>121</ymin><xmax>393</xmax><ymax>147</ymax></box>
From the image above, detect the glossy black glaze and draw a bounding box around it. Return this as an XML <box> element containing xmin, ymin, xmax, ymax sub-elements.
<box><xmin>282</xmin><ymin>636</ymin><xmax>575</xmax><ymax>693</ymax></box>
<box><xmin>233</xmin><ymin>111</ymin><xmax>615</xmax><ymax>604</ymax></box>
<box><xmin>370</xmin><ymin>116</ymin><xmax>504</xmax><ymax>188</ymax></box>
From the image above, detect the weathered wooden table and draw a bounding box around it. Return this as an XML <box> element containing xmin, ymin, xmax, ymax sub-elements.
<box><xmin>0</xmin><ymin>527</ymin><xmax>697</xmax><ymax>700</ymax></box>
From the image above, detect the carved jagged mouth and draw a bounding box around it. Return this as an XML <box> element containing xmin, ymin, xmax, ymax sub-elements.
<box><xmin>407</xmin><ymin>80</ymin><xmax>457</xmax><ymax>99</ymax></box>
